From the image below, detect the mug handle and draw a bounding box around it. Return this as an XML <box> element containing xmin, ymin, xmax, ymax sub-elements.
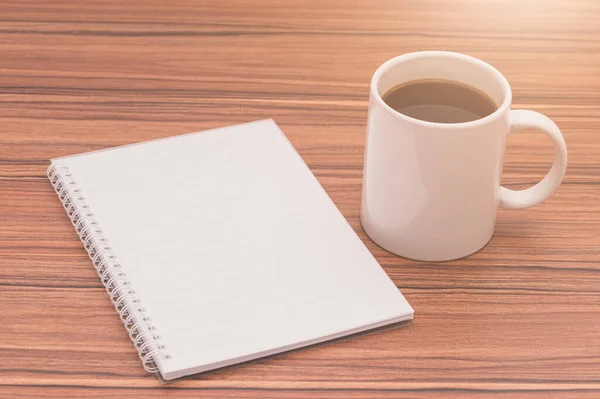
<box><xmin>499</xmin><ymin>110</ymin><xmax>568</xmax><ymax>209</ymax></box>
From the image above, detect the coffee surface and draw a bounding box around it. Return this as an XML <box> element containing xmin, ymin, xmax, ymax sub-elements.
<box><xmin>382</xmin><ymin>79</ymin><xmax>498</xmax><ymax>123</ymax></box>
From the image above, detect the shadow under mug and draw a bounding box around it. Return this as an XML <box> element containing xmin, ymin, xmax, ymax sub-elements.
<box><xmin>361</xmin><ymin>51</ymin><xmax>567</xmax><ymax>262</ymax></box>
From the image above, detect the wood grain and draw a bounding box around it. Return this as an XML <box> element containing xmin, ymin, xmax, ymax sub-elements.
<box><xmin>1</xmin><ymin>0</ymin><xmax>599</xmax><ymax>397</ymax></box>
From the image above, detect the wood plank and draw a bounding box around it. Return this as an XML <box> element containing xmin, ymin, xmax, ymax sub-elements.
<box><xmin>1</xmin><ymin>0</ymin><xmax>599</xmax><ymax>397</ymax></box>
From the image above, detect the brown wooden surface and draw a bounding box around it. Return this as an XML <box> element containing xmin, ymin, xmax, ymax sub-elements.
<box><xmin>1</xmin><ymin>0</ymin><xmax>599</xmax><ymax>397</ymax></box>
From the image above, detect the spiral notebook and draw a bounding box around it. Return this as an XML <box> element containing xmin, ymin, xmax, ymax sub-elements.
<box><xmin>47</xmin><ymin>119</ymin><xmax>413</xmax><ymax>381</ymax></box>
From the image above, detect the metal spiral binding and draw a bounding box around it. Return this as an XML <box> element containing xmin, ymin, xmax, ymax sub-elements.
<box><xmin>47</xmin><ymin>163</ymin><xmax>169</xmax><ymax>373</ymax></box>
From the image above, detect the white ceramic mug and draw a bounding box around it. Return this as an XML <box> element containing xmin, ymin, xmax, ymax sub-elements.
<box><xmin>361</xmin><ymin>51</ymin><xmax>567</xmax><ymax>261</ymax></box>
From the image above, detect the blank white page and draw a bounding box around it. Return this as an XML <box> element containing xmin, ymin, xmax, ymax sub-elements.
<box><xmin>54</xmin><ymin>120</ymin><xmax>413</xmax><ymax>380</ymax></box>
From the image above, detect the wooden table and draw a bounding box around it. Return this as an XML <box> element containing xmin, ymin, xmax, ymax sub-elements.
<box><xmin>1</xmin><ymin>0</ymin><xmax>599</xmax><ymax>397</ymax></box>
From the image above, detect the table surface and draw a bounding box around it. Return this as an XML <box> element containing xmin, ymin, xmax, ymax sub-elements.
<box><xmin>1</xmin><ymin>0</ymin><xmax>599</xmax><ymax>398</ymax></box>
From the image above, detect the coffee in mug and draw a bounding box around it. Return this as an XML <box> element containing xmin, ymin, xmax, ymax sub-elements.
<box><xmin>361</xmin><ymin>51</ymin><xmax>567</xmax><ymax>261</ymax></box>
<box><xmin>382</xmin><ymin>79</ymin><xmax>498</xmax><ymax>124</ymax></box>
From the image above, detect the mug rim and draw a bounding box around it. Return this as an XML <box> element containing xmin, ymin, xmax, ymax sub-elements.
<box><xmin>370</xmin><ymin>51</ymin><xmax>512</xmax><ymax>129</ymax></box>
